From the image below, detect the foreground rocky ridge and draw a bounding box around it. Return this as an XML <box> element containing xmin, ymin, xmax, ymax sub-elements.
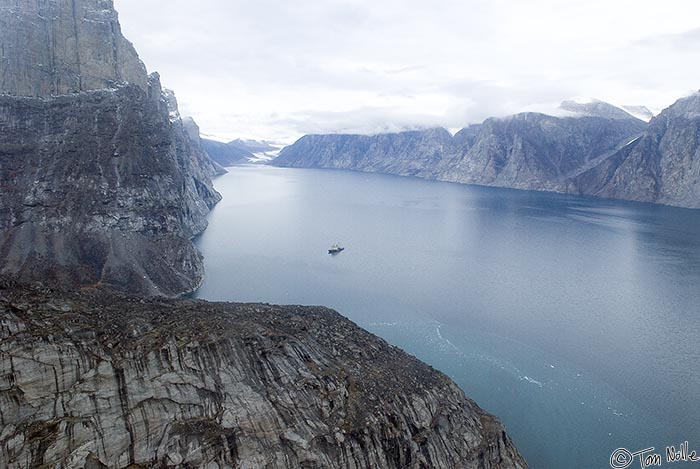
<box><xmin>273</xmin><ymin>98</ymin><xmax>700</xmax><ymax>209</ymax></box>
<box><xmin>0</xmin><ymin>281</ymin><xmax>528</xmax><ymax>469</ymax></box>
<box><xmin>0</xmin><ymin>0</ymin><xmax>222</xmax><ymax>295</ymax></box>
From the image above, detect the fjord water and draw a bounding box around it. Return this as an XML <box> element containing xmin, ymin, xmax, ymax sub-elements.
<box><xmin>194</xmin><ymin>165</ymin><xmax>700</xmax><ymax>468</ymax></box>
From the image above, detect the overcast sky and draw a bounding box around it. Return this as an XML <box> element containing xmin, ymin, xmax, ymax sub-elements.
<box><xmin>114</xmin><ymin>0</ymin><xmax>700</xmax><ymax>143</ymax></box>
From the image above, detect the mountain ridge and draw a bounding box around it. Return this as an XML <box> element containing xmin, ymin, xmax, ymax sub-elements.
<box><xmin>273</xmin><ymin>96</ymin><xmax>700</xmax><ymax>209</ymax></box>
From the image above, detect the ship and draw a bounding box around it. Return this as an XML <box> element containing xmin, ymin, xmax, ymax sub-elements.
<box><xmin>328</xmin><ymin>244</ymin><xmax>344</xmax><ymax>255</ymax></box>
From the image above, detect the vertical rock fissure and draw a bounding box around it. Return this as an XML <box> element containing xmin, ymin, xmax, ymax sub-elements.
<box><xmin>114</xmin><ymin>365</ymin><xmax>136</xmax><ymax>464</ymax></box>
<box><xmin>110</xmin><ymin>20</ymin><xmax>120</xmax><ymax>82</ymax></box>
<box><xmin>47</xmin><ymin>3</ymin><xmax>58</xmax><ymax>94</ymax></box>
<box><xmin>70</xmin><ymin>0</ymin><xmax>82</xmax><ymax>91</ymax></box>
<box><xmin>0</xmin><ymin>40</ymin><xmax>6</xmax><ymax>89</ymax></box>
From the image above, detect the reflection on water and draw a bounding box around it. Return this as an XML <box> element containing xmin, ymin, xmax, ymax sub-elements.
<box><xmin>194</xmin><ymin>165</ymin><xmax>700</xmax><ymax>468</ymax></box>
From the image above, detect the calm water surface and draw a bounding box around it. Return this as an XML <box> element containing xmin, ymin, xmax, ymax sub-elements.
<box><xmin>194</xmin><ymin>165</ymin><xmax>700</xmax><ymax>469</ymax></box>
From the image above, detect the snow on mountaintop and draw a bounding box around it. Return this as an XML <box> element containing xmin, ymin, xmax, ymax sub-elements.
<box><xmin>621</xmin><ymin>105</ymin><xmax>655</xmax><ymax>122</ymax></box>
<box><xmin>558</xmin><ymin>99</ymin><xmax>640</xmax><ymax>120</ymax></box>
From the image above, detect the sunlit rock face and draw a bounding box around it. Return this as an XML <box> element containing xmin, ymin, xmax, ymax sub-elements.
<box><xmin>0</xmin><ymin>281</ymin><xmax>528</xmax><ymax>469</ymax></box>
<box><xmin>0</xmin><ymin>1</ymin><xmax>222</xmax><ymax>296</ymax></box>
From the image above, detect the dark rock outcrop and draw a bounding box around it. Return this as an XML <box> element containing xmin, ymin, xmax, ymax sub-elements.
<box><xmin>571</xmin><ymin>93</ymin><xmax>700</xmax><ymax>208</ymax></box>
<box><xmin>0</xmin><ymin>280</ymin><xmax>528</xmax><ymax>469</ymax></box>
<box><xmin>0</xmin><ymin>0</ymin><xmax>221</xmax><ymax>296</ymax></box>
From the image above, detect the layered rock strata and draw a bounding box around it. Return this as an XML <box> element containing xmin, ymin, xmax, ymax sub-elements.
<box><xmin>0</xmin><ymin>281</ymin><xmax>528</xmax><ymax>469</ymax></box>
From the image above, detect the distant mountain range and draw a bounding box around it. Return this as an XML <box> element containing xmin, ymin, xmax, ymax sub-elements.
<box><xmin>273</xmin><ymin>96</ymin><xmax>700</xmax><ymax>209</ymax></box>
<box><xmin>202</xmin><ymin>138</ymin><xmax>280</xmax><ymax>166</ymax></box>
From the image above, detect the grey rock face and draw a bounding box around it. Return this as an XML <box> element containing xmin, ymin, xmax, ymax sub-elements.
<box><xmin>0</xmin><ymin>2</ymin><xmax>222</xmax><ymax>296</ymax></box>
<box><xmin>572</xmin><ymin>93</ymin><xmax>700</xmax><ymax>208</ymax></box>
<box><xmin>0</xmin><ymin>0</ymin><xmax>148</xmax><ymax>97</ymax></box>
<box><xmin>0</xmin><ymin>75</ymin><xmax>221</xmax><ymax>296</ymax></box>
<box><xmin>0</xmin><ymin>281</ymin><xmax>528</xmax><ymax>469</ymax></box>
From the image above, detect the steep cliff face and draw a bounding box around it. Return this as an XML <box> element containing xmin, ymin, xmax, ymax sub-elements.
<box><xmin>0</xmin><ymin>1</ymin><xmax>221</xmax><ymax>296</ymax></box>
<box><xmin>0</xmin><ymin>281</ymin><xmax>528</xmax><ymax>469</ymax></box>
<box><xmin>274</xmin><ymin>108</ymin><xmax>646</xmax><ymax>195</ymax></box>
<box><xmin>572</xmin><ymin>93</ymin><xmax>700</xmax><ymax>208</ymax></box>
<box><xmin>0</xmin><ymin>0</ymin><xmax>147</xmax><ymax>97</ymax></box>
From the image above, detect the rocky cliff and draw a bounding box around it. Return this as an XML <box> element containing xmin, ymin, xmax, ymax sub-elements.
<box><xmin>0</xmin><ymin>280</ymin><xmax>528</xmax><ymax>469</ymax></box>
<box><xmin>273</xmin><ymin>106</ymin><xmax>647</xmax><ymax>196</ymax></box>
<box><xmin>0</xmin><ymin>0</ymin><xmax>222</xmax><ymax>296</ymax></box>
<box><xmin>571</xmin><ymin>92</ymin><xmax>700</xmax><ymax>208</ymax></box>
<box><xmin>0</xmin><ymin>0</ymin><xmax>148</xmax><ymax>96</ymax></box>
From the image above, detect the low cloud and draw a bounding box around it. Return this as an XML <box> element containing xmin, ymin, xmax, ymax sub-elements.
<box><xmin>115</xmin><ymin>0</ymin><xmax>700</xmax><ymax>141</ymax></box>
